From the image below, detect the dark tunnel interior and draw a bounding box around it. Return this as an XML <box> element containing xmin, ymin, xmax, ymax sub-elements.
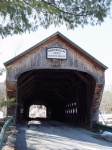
<box><xmin>16</xmin><ymin>69</ymin><xmax>96</xmax><ymax>127</ymax></box>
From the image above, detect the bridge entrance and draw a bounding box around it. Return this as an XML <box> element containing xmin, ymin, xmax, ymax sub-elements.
<box><xmin>16</xmin><ymin>69</ymin><xmax>95</xmax><ymax>127</ymax></box>
<box><xmin>4</xmin><ymin>32</ymin><xmax>107</xmax><ymax>128</ymax></box>
<box><xmin>29</xmin><ymin>105</ymin><xmax>46</xmax><ymax>118</ymax></box>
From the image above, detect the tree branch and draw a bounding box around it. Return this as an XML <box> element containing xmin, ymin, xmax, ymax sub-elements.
<box><xmin>23</xmin><ymin>0</ymin><xmax>89</xmax><ymax>17</ymax></box>
<box><xmin>41</xmin><ymin>0</ymin><xmax>90</xmax><ymax>16</ymax></box>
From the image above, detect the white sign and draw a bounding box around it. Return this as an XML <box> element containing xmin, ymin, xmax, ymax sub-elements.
<box><xmin>46</xmin><ymin>48</ymin><xmax>67</xmax><ymax>59</ymax></box>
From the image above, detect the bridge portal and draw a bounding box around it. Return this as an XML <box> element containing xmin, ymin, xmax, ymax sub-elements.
<box><xmin>4</xmin><ymin>32</ymin><xmax>107</xmax><ymax>128</ymax></box>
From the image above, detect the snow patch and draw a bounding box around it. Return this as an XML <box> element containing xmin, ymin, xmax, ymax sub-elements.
<box><xmin>101</xmin><ymin>131</ymin><xmax>112</xmax><ymax>142</ymax></box>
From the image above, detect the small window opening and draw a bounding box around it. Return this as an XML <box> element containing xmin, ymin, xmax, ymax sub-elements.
<box><xmin>29</xmin><ymin>105</ymin><xmax>46</xmax><ymax>118</ymax></box>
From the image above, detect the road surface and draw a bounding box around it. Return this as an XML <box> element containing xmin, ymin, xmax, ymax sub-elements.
<box><xmin>16</xmin><ymin>120</ymin><xmax>112</xmax><ymax>150</ymax></box>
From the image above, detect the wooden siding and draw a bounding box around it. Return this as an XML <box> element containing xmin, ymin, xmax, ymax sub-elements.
<box><xmin>4</xmin><ymin>33</ymin><xmax>107</xmax><ymax>125</ymax></box>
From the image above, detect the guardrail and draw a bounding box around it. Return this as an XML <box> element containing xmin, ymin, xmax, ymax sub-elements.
<box><xmin>93</xmin><ymin>121</ymin><xmax>112</xmax><ymax>133</ymax></box>
<box><xmin>0</xmin><ymin>116</ymin><xmax>14</xmax><ymax>150</ymax></box>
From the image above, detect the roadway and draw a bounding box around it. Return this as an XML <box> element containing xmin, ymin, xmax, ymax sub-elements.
<box><xmin>16</xmin><ymin>120</ymin><xmax>112</xmax><ymax>150</ymax></box>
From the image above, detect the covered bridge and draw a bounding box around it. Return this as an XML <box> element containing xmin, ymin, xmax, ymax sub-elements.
<box><xmin>4</xmin><ymin>32</ymin><xmax>108</xmax><ymax>128</ymax></box>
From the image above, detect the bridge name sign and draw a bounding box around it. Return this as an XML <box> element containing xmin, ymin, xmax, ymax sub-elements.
<box><xmin>46</xmin><ymin>47</ymin><xmax>67</xmax><ymax>59</ymax></box>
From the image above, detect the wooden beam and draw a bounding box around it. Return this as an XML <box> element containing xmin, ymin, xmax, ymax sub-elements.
<box><xmin>19</xmin><ymin>76</ymin><xmax>35</xmax><ymax>89</ymax></box>
<box><xmin>54</xmin><ymin>90</ymin><xmax>65</xmax><ymax>101</ymax></box>
<box><xmin>74</xmin><ymin>72</ymin><xmax>90</xmax><ymax>85</ymax></box>
<box><xmin>18</xmin><ymin>71</ymin><xmax>34</xmax><ymax>85</ymax></box>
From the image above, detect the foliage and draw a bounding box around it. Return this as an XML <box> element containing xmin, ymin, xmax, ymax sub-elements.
<box><xmin>5</xmin><ymin>65</ymin><xmax>12</xmax><ymax>72</ymax></box>
<box><xmin>0</xmin><ymin>68</ymin><xmax>5</xmax><ymax>75</ymax></box>
<box><xmin>0</xmin><ymin>0</ymin><xmax>111</xmax><ymax>37</ymax></box>
<box><xmin>0</xmin><ymin>83</ymin><xmax>15</xmax><ymax>109</ymax></box>
<box><xmin>0</xmin><ymin>97</ymin><xmax>15</xmax><ymax>109</ymax></box>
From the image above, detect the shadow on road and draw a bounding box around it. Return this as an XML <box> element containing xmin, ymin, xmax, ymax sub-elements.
<box><xmin>15</xmin><ymin>120</ymin><xmax>112</xmax><ymax>150</ymax></box>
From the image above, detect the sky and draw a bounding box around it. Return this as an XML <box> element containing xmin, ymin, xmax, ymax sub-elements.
<box><xmin>0</xmin><ymin>17</ymin><xmax>112</xmax><ymax>90</ymax></box>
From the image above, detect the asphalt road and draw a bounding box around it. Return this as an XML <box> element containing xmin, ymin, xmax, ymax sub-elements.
<box><xmin>15</xmin><ymin>120</ymin><xmax>112</xmax><ymax>150</ymax></box>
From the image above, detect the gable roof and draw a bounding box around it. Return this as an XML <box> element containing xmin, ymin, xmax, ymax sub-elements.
<box><xmin>4</xmin><ymin>31</ymin><xmax>108</xmax><ymax>70</ymax></box>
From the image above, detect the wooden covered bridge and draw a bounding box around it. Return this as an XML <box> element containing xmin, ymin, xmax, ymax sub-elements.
<box><xmin>4</xmin><ymin>32</ymin><xmax>108</xmax><ymax>128</ymax></box>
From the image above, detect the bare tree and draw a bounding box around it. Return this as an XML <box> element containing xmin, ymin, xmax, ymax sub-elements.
<box><xmin>0</xmin><ymin>82</ymin><xmax>6</xmax><ymax>98</ymax></box>
<box><xmin>100</xmin><ymin>86</ymin><xmax>112</xmax><ymax>113</ymax></box>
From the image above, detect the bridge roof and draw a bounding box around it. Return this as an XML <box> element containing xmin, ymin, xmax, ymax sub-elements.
<box><xmin>4</xmin><ymin>32</ymin><xmax>108</xmax><ymax>70</ymax></box>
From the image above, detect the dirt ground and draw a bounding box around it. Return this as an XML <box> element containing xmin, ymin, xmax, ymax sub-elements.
<box><xmin>2</xmin><ymin>128</ymin><xmax>16</xmax><ymax>150</ymax></box>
